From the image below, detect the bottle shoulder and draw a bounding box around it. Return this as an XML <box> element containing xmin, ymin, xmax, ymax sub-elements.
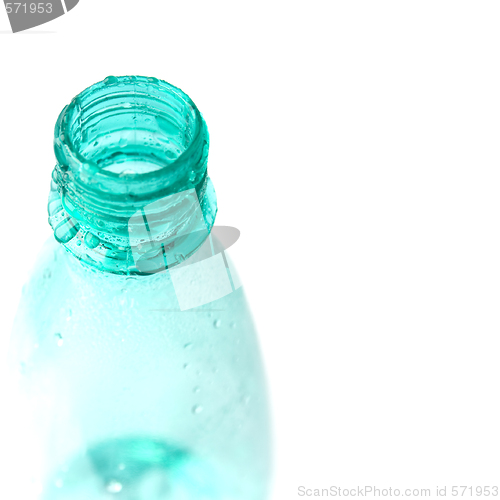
<box><xmin>13</xmin><ymin>237</ymin><xmax>259</xmax><ymax>349</ymax></box>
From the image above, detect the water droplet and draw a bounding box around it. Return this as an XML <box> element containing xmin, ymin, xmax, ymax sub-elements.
<box><xmin>43</xmin><ymin>269</ymin><xmax>52</xmax><ymax>279</ymax></box>
<box><xmin>76</xmin><ymin>239</ymin><xmax>82</xmax><ymax>246</ymax></box>
<box><xmin>118</xmin><ymin>463</ymin><xmax>126</xmax><ymax>471</ymax></box>
<box><xmin>104</xmin><ymin>76</ymin><xmax>119</xmax><ymax>85</ymax></box>
<box><xmin>183</xmin><ymin>363</ymin><xmax>190</xmax><ymax>370</ymax></box>
<box><xmin>55</xmin><ymin>333</ymin><xmax>63</xmax><ymax>347</ymax></box>
<box><xmin>193</xmin><ymin>386</ymin><xmax>200</xmax><ymax>393</ymax></box>
<box><xmin>84</xmin><ymin>232</ymin><xmax>100</xmax><ymax>249</ymax></box>
<box><xmin>192</xmin><ymin>405</ymin><xmax>203</xmax><ymax>414</ymax></box>
<box><xmin>184</xmin><ymin>343</ymin><xmax>193</xmax><ymax>349</ymax></box>
<box><xmin>230</xmin><ymin>321</ymin><xmax>236</xmax><ymax>329</ymax></box>
<box><xmin>106</xmin><ymin>480</ymin><xmax>123</xmax><ymax>493</ymax></box>
<box><xmin>214</xmin><ymin>319</ymin><xmax>221</xmax><ymax>328</ymax></box>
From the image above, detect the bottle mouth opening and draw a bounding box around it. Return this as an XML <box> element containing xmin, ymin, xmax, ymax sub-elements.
<box><xmin>55</xmin><ymin>75</ymin><xmax>204</xmax><ymax>179</ymax></box>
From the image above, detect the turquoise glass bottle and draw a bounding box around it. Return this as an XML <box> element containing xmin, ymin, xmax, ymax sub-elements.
<box><xmin>6</xmin><ymin>76</ymin><xmax>271</xmax><ymax>500</ymax></box>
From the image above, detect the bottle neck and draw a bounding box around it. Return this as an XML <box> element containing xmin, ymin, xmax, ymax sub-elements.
<box><xmin>48</xmin><ymin>76</ymin><xmax>216</xmax><ymax>275</ymax></box>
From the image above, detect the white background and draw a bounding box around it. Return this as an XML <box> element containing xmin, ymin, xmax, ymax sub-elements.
<box><xmin>2</xmin><ymin>1</ymin><xmax>500</xmax><ymax>498</ymax></box>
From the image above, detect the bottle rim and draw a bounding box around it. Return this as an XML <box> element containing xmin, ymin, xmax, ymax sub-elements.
<box><xmin>54</xmin><ymin>75</ymin><xmax>207</xmax><ymax>184</ymax></box>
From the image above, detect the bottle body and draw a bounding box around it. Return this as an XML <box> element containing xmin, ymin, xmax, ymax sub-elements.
<box><xmin>7</xmin><ymin>236</ymin><xmax>271</xmax><ymax>500</ymax></box>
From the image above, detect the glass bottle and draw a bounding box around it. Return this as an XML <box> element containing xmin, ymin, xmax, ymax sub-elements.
<box><xmin>5</xmin><ymin>76</ymin><xmax>271</xmax><ymax>500</ymax></box>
